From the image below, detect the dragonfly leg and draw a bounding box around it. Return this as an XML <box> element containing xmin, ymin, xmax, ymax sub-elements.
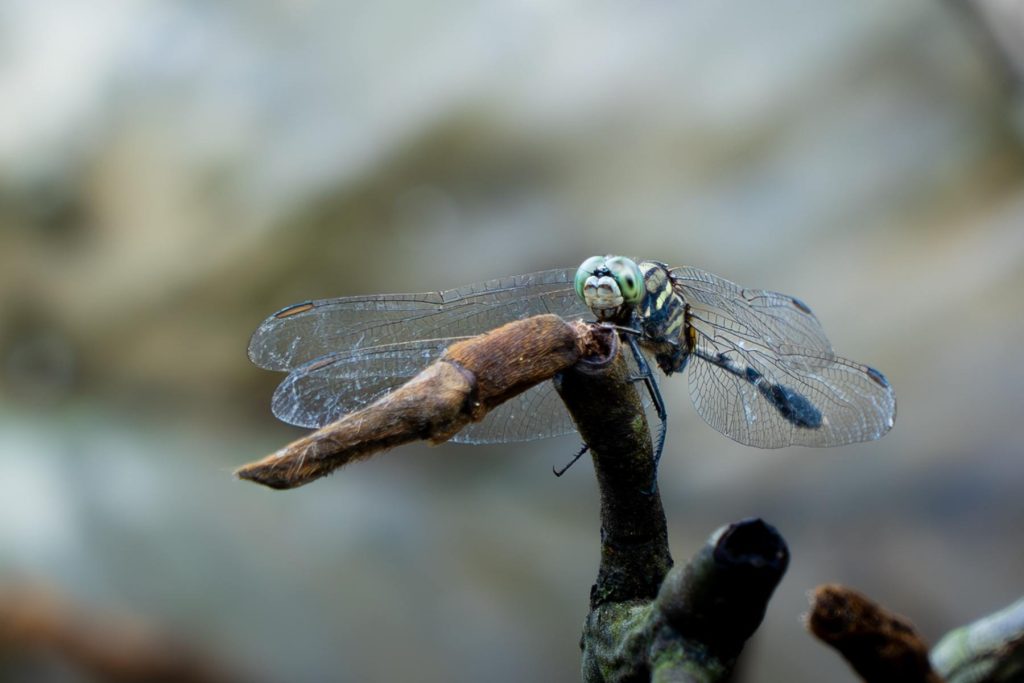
<box><xmin>608</xmin><ymin>324</ymin><xmax>643</xmax><ymax>336</ymax></box>
<box><xmin>553</xmin><ymin>442</ymin><xmax>590</xmax><ymax>477</ymax></box>
<box><xmin>623</xmin><ymin>333</ymin><xmax>668</xmax><ymax>471</ymax></box>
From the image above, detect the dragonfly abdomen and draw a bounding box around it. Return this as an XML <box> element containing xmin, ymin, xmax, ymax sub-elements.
<box><xmin>697</xmin><ymin>349</ymin><xmax>825</xmax><ymax>430</ymax></box>
<box><xmin>743</xmin><ymin>367</ymin><xmax>823</xmax><ymax>429</ymax></box>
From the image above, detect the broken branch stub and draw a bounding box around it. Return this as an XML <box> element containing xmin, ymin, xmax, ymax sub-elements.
<box><xmin>647</xmin><ymin>519</ymin><xmax>788</xmax><ymax>682</ymax></box>
<box><xmin>236</xmin><ymin>314</ymin><xmax>613</xmax><ymax>489</ymax></box>
<box><xmin>808</xmin><ymin>584</ymin><xmax>945</xmax><ymax>683</ymax></box>
<box><xmin>572</xmin><ymin>518</ymin><xmax>789</xmax><ymax>683</ymax></box>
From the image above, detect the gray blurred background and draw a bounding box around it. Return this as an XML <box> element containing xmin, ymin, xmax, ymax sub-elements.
<box><xmin>2</xmin><ymin>1</ymin><xmax>1024</xmax><ymax>681</ymax></box>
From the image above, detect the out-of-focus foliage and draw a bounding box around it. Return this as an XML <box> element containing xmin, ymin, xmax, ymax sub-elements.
<box><xmin>2</xmin><ymin>1</ymin><xmax>1023</xmax><ymax>681</ymax></box>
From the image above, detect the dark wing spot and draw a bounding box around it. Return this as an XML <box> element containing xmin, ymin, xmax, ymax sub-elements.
<box><xmin>865</xmin><ymin>366</ymin><xmax>890</xmax><ymax>388</ymax></box>
<box><xmin>790</xmin><ymin>297</ymin><xmax>813</xmax><ymax>314</ymax></box>
<box><xmin>275</xmin><ymin>302</ymin><xmax>315</xmax><ymax>318</ymax></box>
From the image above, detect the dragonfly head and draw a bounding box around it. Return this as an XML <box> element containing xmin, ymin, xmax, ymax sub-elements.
<box><xmin>574</xmin><ymin>255</ymin><xmax>645</xmax><ymax>321</ymax></box>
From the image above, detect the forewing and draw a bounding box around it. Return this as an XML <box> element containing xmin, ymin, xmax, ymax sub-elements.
<box><xmin>670</xmin><ymin>266</ymin><xmax>834</xmax><ymax>362</ymax></box>
<box><xmin>249</xmin><ymin>269</ymin><xmax>585</xmax><ymax>371</ymax></box>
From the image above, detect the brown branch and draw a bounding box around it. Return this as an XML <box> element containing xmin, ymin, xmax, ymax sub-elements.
<box><xmin>237</xmin><ymin>314</ymin><xmax>610</xmax><ymax>489</ymax></box>
<box><xmin>240</xmin><ymin>313</ymin><xmax>789</xmax><ymax>681</ymax></box>
<box><xmin>0</xmin><ymin>583</ymin><xmax>250</xmax><ymax>683</ymax></box>
<box><xmin>808</xmin><ymin>584</ymin><xmax>945</xmax><ymax>683</ymax></box>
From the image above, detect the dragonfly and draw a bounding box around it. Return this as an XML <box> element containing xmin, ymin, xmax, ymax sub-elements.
<box><xmin>249</xmin><ymin>255</ymin><xmax>896</xmax><ymax>463</ymax></box>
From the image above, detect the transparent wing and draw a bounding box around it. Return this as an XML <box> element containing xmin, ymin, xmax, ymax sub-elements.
<box><xmin>271</xmin><ymin>339</ymin><xmax>456</xmax><ymax>428</ymax></box>
<box><xmin>271</xmin><ymin>338</ymin><xmax>577</xmax><ymax>444</ymax></box>
<box><xmin>670</xmin><ymin>266</ymin><xmax>834</xmax><ymax>362</ymax></box>
<box><xmin>456</xmin><ymin>382</ymin><xmax>577</xmax><ymax>444</ymax></box>
<box><xmin>681</xmin><ymin>276</ymin><xmax>896</xmax><ymax>447</ymax></box>
<box><xmin>687</xmin><ymin>344</ymin><xmax>895</xmax><ymax>448</ymax></box>
<box><xmin>249</xmin><ymin>269</ymin><xmax>585</xmax><ymax>371</ymax></box>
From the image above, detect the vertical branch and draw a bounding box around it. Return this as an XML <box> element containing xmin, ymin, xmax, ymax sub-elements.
<box><xmin>555</xmin><ymin>331</ymin><xmax>672</xmax><ymax>608</ymax></box>
<box><xmin>556</xmin><ymin>327</ymin><xmax>788</xmax><ymax>682</ymax></box>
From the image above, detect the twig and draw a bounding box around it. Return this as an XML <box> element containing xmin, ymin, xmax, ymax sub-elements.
<box><xmin>931</xmin><ymin>596</ymin><xmax>1024</xmax><ymax>683</ymax></box>
<box><xmin>807</xmin><ymin>584</ymin><xmax>944</xmax><ymax>683</ymax></box>
<box><xmin>237</xmin><ymin>314</ymin><xmax>609</xmax><ymax>489</ymax></box>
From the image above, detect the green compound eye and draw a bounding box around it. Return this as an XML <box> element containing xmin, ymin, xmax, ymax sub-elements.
<box><xmin>574</xmin><ymin>256</ymin><xmax>606</xmax><ymax>300</ymax></box>
<box><xmin>605</xmin><ymin>256</ymin><xmax>643</xmax><ymax>304</ymax></box>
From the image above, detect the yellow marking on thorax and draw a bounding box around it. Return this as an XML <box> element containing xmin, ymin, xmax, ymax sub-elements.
<box><xmin>654</xmin><ymin>286</ymin><xmax>672</xmax><ymax>311</ymax></box>
<box><xmin>664</xmin><ymin>309</ymin><xmax>686</xmax><ymax>335</ymax></box>
<box><xmin>640</xmin><ymin>262</ymin><xmax>676</xmax><ymax>315</ymax></box>
<box><xmin>641</xmin><ymin>262</ymin><xmax>666</xmax><ymax>295</ymax></box>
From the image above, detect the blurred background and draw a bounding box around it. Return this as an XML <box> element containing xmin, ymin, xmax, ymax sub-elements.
<box><xmin>2</xmin><ymin>0</ymin><xmax>1024</xmax><ymax>681</ymax></box>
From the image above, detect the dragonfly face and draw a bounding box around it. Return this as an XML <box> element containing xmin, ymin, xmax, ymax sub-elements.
<box><xmin>250</xmin><ymin>255</ymin><xmax>895</xmax><ymax>451</ymax></box>
<box><xmin>574</xmin><ymin>255</ymin><xmax>645</xmax><ymax>322</ymax></box>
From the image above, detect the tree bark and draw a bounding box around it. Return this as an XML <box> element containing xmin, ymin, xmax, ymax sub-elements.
<box><xmin>556</xmin><ymin>335</ymin><xmax>789</xmax><ymax>682</ymax></box>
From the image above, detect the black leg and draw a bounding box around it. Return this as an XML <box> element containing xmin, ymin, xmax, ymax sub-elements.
<box><xmin>553</xmin><ymin>442</ymin><xmax>590</xmax><ymax>477</ymax></box>
<box><xmin>623</xmin><ymin>333</ymin><xmax>668</xmax><ymax>471</ymax></box>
